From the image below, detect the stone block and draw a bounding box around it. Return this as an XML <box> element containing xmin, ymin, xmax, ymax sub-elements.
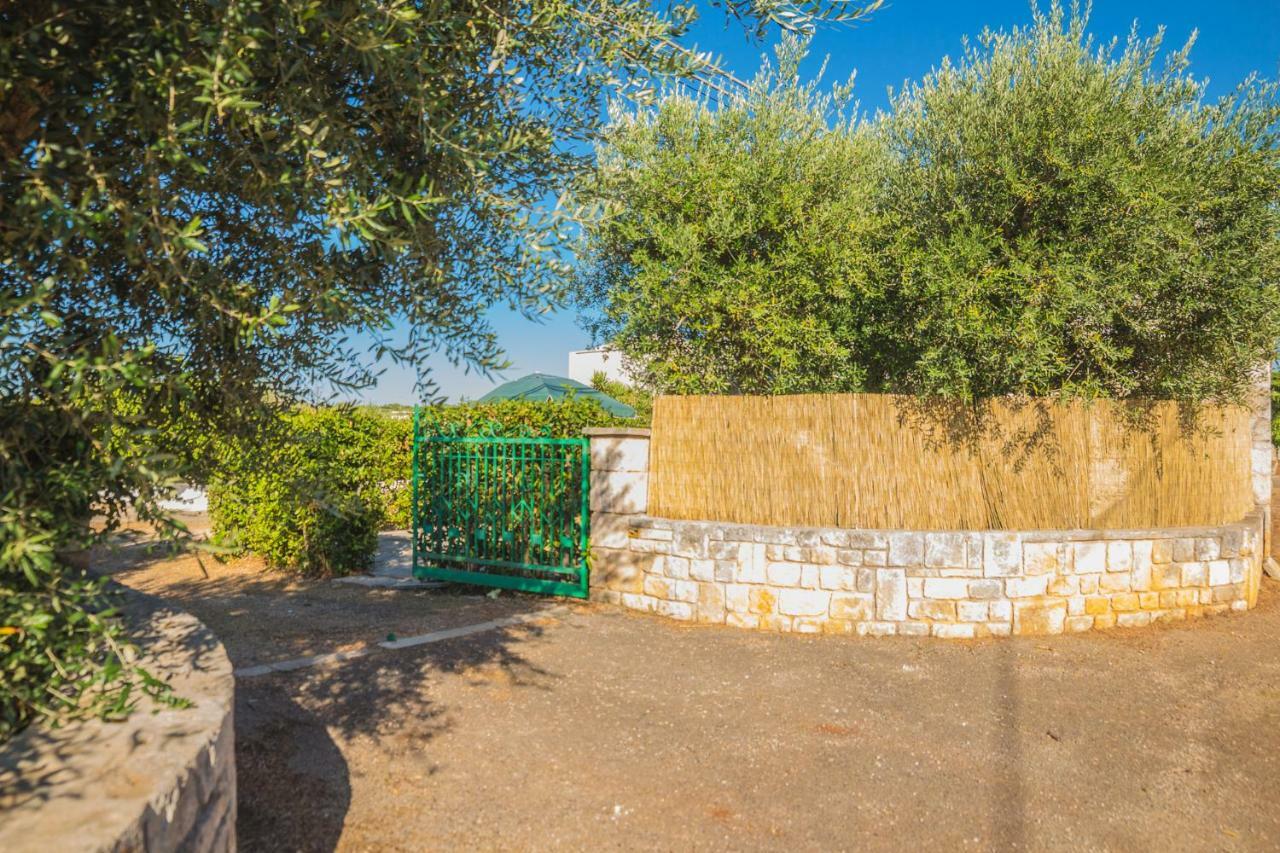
<box><xmin>909</xmin><ymin>600</ymin><xmax>957</xmax><ymax>621</ymax></box>
<box><xmin>687</xmin><ymin>558</ymin><xmax>714</xmax><ymax>582</ymax></box>
<box><xmin>1152</xmin><ymin>563</ymin><xmax>1182</xmax><ymax>591</ymax></box>
<box><xmin>749</xmin><ymin>588</ymin><xmax>777</xmax><ymax>615</ymax></box>
<box><xmin>1151</xmin><ymin>539</ymin><xmax>1173</xmax><ymax>564</ymax></box>
<box><xmin>836</xmin><ymin>549</ymin><xmax>863</xmax><ymax>566</ymax></box>
<box><xmin>1099</xmin><ymin>572</ymin><xmax>1131</xmax><ymax>593</ymax></box>
<box><xmin>985</xmin><ymin>622</ymin><xmax>1013</xmax><ymax>637</ymax></box>
<box><xmin>662</xmin><ymin>556</ymin><xmax>689</xmax><ymax>579</ymax></box>
<box><xmin>829</xmin><ymin>592</ymin><xmax>875</xmax><ymax>621</ymax></box>
<box><xmin>1132</xmin><ymin>540</ymin><xmax>1153</xmax><ymax>571</ymax></box>
<box><xmin>848</xmin><ymin>532</ymin><xmax>888</xmax><ymax>549</ymax></box>
<box><xmin>1065</xmin><ymin>615</ymin><xmax>1095</xmax><ymax>633</ymax></box>
<box><xmin>1005</xmin><ymin>575</ymin><xmax>1049</xmax><ymax>598</ymax></box>
<box><xmin>1078</xmin><ymin>574</ymin><xmax>1100</xmax><ymax>594</ymax></box>
<box><xmin>983</xmin><ymin>533</ymin><xmax>1022</xmax><ymax>577</ymax></box>
<box><xmin>642</xmin><ymin>576</ymin><xmax>670</xmax><ymax>599</ymax></box>
<box><xmin>669</xmin><ymin>579</ymin><xmax>698</xmax><ymax>603</ymax></box>
<box><xmin>857</xmin><ymin>568</ymin><xmax>876</xmax><ymax>594</ymax></box>
<box><xmin>621</xmin><ymin>593</ymin><xmax>656</xmax><ymax>612</ymax></box>
<box><xmin>898</xmin><ymin>623</ymin><xmax>931</xmax><ymax>637</ymax></box>
<box><xmin>1230</xmin><ymin>558</ymin><xmax>1249</xmax><ymax>584</ymax></box>
<box><xmin>1067</xmin><ymin>595</ymin><xmax>1085</xmax><ymax>615</ymax></box>
<box><xmin>778</xmin><ymin>589</ymin><xmax>830</xmax><ymax>617</ymax></box>
<box><xmin>1047</xmin><ymin>576</ymin><xmax>1078</xmax><ymax>596</ymax></box>
<box><xmin>1110</xmin><ymin>593</ymin><xmax>1140</xmax><ymax>611</ymax></box>
<box><xmin>1013</xmin><ymin>600</ymin><xmax>1067</xmax><ymax>635</ymax></box>
<box><xmin>989</xmin><ymin>601</ymin><xmax>1013</xmax><ymax>622</ymax></box>
<box><xmin>726</xmin><ymin>612</ymin><xmax>760</xmax><ymax>630</ymax></box>
<box><xmin>590</xmin><ymin>513</ymin><xmax>633</xmax><ymax>549</ymax></box>
<box><xmin>655</xmin><ymin>596</ymin><xmax>696</xmax><ymax>617</ymax></box>
<box><xmin>856</xmin><ymin>621</ymin><xmax>899</xmax><ymax>637</ymax></box>
<box><xmin>1107</xmin><ymin>541</ymin><xmax>1132</xmax><ymax>572</ymax></box>
<box><xmin>724</xmin><ymin>584</ymin><xmax>751</xmax><ymax>613</ymax></box>
<box><xmin>819</xmin><ymin>566</ymin><xmax>858</xmax><ymax>591</ymax></box>
<box><xmin>792</xmin><ymin>617</ymin><xmax>824</xmax><ymax>634</ymax></box>
<box><xmin>767</xmin><ymin>561</ymin><xmax>801</xmax><ymax>586</ymax></box>
<box><xmin>1209</xmin><ymin>560</ymin><xmax>1231</xmax><ymax>586</ymax></box>
<box><xmin>933</xmin><ymin>623</ymin><xmax>976</xmax><ymax>639</ymax></box>
<box><xmin>863</xmin><ymin>550</ymin><xmax>887</xmax><ymax>567</ymax></box>
<box><xmin>1172</xmin><ymin>537</ymin><xmax>1195</xmax><ymax>562</ymax></box>
<box><xmin>968</xmin><ymin>579</ymin><xmax>1002</xmax><ymax>600</ymax></box>
<box><xmin>1116</xmin><ymin>611</ymin><xmax>1152</xmax><ymax>628</ymax></box>
<box><xmin>1181</xmin><ymin>562</ymin><xmax>1207</xmax><ymax>587</ymax></box>
<box><xmin>1023</xmin><ymin>542</ymin><xmax>1063</xmax><ymax>575</ymax></box>
<box><xmin>821</xmin><ymin>530</ymin><xmax>850</xmax><ymax>547</ymax></box>
<box><xmin>672</xmin><ymin>526</ymin><xmax>709</xmax><ymax>559</ymax></box>
<box><xmin>957</xmin><ymin>601</ymin><xmax>988</xmax><ymax>622</ymax></box>
<box><xmin>1073</xmin><ymin>541</ymin><xmax>1106</xmax><ymax>574</ymax></box>
<box><xmin>1084</xmin><ymin>596</ymin><xmax>1111</xmax><ymax>615</ymax></box>
<box><xmin>1220</xmin><ymin>527</ymin><xmax>1244</xmax><ymax>559</ymax></box>
<box><xmin>924</xmin><ymin>533</ymin><xmax>966</xmax><ymax>568</ymax></box>
<box><xmin>697</xmin><ymin>584</ymin><xmax>726</xmax><ymax>623</ymax></box>
<box><xmin>888</xmin><ymin>532</ymin><xmax>924</xmax><ymax>566</ymax></box>
<box><xmin>876</xmin><ymin>569</ymin><xmax>908</xmax><ymax>621</ymax></box>
<box><xmin>1195</xmin><ymin>537</ymin><xmax>1221</xmax><ymax>561</ymax></box>
<box><xmin>800</xmin><ymin>565</ymin><xmax>821</xmax><ymax>588</ymax></box>
<box><xmin>923</xmin><ymin>578</ymin><xmax>969</xmax><ymax>599</ymax></box>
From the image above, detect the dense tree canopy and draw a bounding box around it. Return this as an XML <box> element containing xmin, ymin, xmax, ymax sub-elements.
<box><xmin>0</xmin><ymin>0</ymin><xmax>879</xmax><ymax>738</ymax></box>
<box><xmin>577</xmin><ymin>5</ymin><xmax>1280</xmax><ymax>403</ymax></box>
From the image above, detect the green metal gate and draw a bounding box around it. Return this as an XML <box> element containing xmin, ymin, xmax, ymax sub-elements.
<box><xmin>411</xmin><ymin>412</ymin><xmax>590</xmax><ymax>598</ymax></box>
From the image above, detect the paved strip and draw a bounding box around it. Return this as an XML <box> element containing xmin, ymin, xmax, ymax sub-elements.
<box><xmin>234</xmin><ymin>606</ymin><xmax>567</xmax><ymax>678</ymax></box>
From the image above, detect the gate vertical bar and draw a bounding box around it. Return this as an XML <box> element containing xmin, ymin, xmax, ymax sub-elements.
<box><xmin>580</xmin><ymin>436</ymin><xmax>590</xmax><ymax>597</ymax></box>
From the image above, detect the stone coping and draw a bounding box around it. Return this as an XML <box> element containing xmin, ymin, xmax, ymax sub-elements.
<box><xmin>624</xmin><ymin>509</ymin><xmax>1262</xmax><ymax>543</ymax></box>
<box><xmin>0</xmin><ymin>587</ymin><xmax>236</xmax><ymax>852</ymax></box>
<box><xmin>582</xmin><ymin>427</ymin><xmax>652</xmax><ymax>437</ymax></box>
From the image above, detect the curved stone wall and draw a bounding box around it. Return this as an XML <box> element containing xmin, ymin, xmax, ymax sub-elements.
<box><xmin>585</xmin><ymin>422</ymin><xmax>1269</xmax><ymax>638</ymax></box>
<box><xmin>591</xmin><ymin>512</ymin><xmax>1265</xmax><ymax>637</ymax></box>
<box><xmin>0</xmin><ymin>590</ymin><xmax>236</xmax><ymax>852</ymax></box>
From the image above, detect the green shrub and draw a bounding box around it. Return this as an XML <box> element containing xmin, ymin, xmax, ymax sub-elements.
<box><xmin>207</xmin><ymin>398</ymin><xmax>631</xmax><ymax>574</ymax></box>
<box><xmin>209</xmin><ymin>408</ymin><xmax>388</xmax><ymax>575</ymax></box>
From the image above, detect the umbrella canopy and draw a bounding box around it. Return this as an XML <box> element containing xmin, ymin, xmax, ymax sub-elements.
<box><xmin>478</xmin><ymin>372</ymin><xmax>636</xmax><ymax>418</ymax></box>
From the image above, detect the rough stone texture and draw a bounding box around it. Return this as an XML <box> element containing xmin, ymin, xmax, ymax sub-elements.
<box><xmin>589</xmin><ymin>427</ymin><xmax>1268</xmax><ymax>638</ymax></box>
<box><xmin>0</xmin><ymin>589</ymin><xmax>236</xmax><ymax>852</ymax></box>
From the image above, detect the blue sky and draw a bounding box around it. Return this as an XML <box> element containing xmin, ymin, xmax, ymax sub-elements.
<box><xmin>352</xmin><ymin>0</ymin><xmax>1280</xmax><ymax>404</ymax></box>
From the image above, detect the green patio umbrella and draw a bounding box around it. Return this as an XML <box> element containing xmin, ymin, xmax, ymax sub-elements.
<box><xmin>478</xmin><ymin>372</ymin><xmax>636</xmax><ymax>418</ymax></box>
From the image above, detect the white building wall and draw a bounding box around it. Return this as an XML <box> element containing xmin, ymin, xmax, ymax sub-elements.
<box><xmin>568</xmin><ymin>347</ymin><xmax>634</xmax><ymax>386</ymax></box>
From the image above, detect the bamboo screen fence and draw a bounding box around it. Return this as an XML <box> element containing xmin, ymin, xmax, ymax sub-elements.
<box><xmin>647</xmin><ymin>394</ymin><xmax>1254</xmax><ymax>530</ymax></box>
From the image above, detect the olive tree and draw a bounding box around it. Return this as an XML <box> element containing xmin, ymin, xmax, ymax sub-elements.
<box><xmin>0</xmin><ymin>0</ymin><xmax>880</xmax><ymax>738</ymax></box>
<box><xmin>578</xmin><ymin>4</ymin><xmax>1280</xmax><ymax>402</ymax></box>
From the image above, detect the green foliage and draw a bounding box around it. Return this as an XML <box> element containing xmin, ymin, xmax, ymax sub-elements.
<box><xmin>874</xmin><ymin>4</ymin><xmax>1280</xmax><ymax>403</ymax></box>
<box><xmin>576</xmin><ymin>39</ymin><xmax>887</xmax><ymax>394</ymax></box>
<box><xmin>0</xmin><ymin>0</ymin><xmax>873</xmax><ymax>740</ymax></box>
<box><xmin>579</xmin><ymin>6</ymin><xmax>1280</xmax><ymax>405</ymax></box>
<box><xmin>418</xmin><ymin>397</ymin><xmax>639</xmax><ymax>436</ymax></box>
<box><xmin>590</xmin><ymin>372</ymin><xmax>654</xmax><ymax>423</ymax></box>
<box><xmin>208</xmin><ymin>408</ymin><xmax>392</xmax><ymax>575</ymax></box>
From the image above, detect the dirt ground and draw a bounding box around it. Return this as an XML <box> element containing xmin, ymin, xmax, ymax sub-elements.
<box><xmin>100</xmin><ymin>531</ymin><xmax>1280</xmax><ymax>852</ymax></box>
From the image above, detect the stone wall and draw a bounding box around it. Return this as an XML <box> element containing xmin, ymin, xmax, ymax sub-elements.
<box><xmin>0</xmin><ymin>590</ymin><xmax>237</xmax><ymax>852</ymax></box>
<box><xmin>587</xmin><ymin>404</ymin><xmax>1269</xmax><ymax>637</ymax></box>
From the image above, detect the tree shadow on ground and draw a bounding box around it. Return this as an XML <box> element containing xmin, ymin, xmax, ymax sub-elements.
<box><xmin>95</xmin><ymin>529</ymin><xmax>563</xmax><ymax>850</ymax></box>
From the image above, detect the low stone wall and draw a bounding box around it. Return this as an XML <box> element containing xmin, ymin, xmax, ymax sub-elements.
<box><xmin>0</xmin><ymin>589</ymin><xmax>236</xmax><ymax>852</ymax></box>
<box><xmin>586</xmin><ymin>427</ymin><xmax>1267</xmax><ymax>637</ymax></box>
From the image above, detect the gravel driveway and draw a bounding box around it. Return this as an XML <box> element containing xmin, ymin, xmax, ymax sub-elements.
<box><xmin>102</xmin><ymin>533</ymin><xmax>1280</xmax><ymax>852</ymax></box>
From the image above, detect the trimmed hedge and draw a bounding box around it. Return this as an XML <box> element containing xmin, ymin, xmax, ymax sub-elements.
<box><xmin>208</xmin><ymin>398</ymin><xmax>638</xmax><ymax>574</ymax></box>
